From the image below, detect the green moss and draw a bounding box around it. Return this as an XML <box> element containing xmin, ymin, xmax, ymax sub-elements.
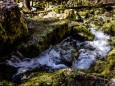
<box><xmin>0</xmin><ymin>80</ymin><xmax>15</xmax><ymax>86</ymax></box>
<box><xmin>0</xmin><ymin>3</ymin><xmax>29</xmax><ymax>55</ymax></box>
<box><xmin>94</xmin><ymin>8</ymin><xmax>105</xmax><ymax>15</ymax></box>
<box><xmin>73</xmin><ymin>25</ymin><xmax>95</xmax><ymax>40</ymax></box>
<box><xmin>109</xmin><ymin>36</ymin><xmax>115</xmax><ymax>46</ymax></box>
<box><xmin>59</xmin><ymin>9</ymin><xmax>77</xmax><ymax>20</ymax></box>
<box><xmin>0</xmin><ymin>23</ymin><xmax>7</xmax><ymax>42</ymax></box>
<box><xmin>18</xmin><ymin>19</ymin><xmax>71</xmax><ymax>57</ymax></box>
<box><xmin>92</xmin><ymin>16</ymin><xmax>104</xmax><ymax>27</ymax></box>
<box><xmin>21</xmin><ymin>68</ymin><xmax>83</xmax><ymax>86</ymax></box>
<box><xmin>50</xmin><ymin>20</ymin><xmax>70</xmax><ymax>37</ymax></box>
<box><xmin>101</xmin><ymin>21</ymin><xmax>115</xmax><ymax>35</ymax></box>
<box><xmin>21</xmin><ymin>69</ymin><xmax>66</xmax><ymax>86</ymax></box>
<box><xmin>4</xmin><ymin>19</ymin><xmax>28</xmax><ymax>44</ymax></box>
<box><xmin>50</xmin><ymin>20</ymin><xmax>67</xmax><ymax>26</ymax></box>
<box><xmin>91</xmin><ymin>48</ymin><xmax>115</xmax><ymax>78</ymax></box>
<box><xmin>21</xmin><ymin>68</ymin><xmax>109</xmax><ymax>86</ymax></box>
<box><xmin>78</xmin><ymin>11</ymin><xmax>88</xmax><ymax>17</ymax></box>
<box><xmin>53</xmin><ymin>7</ymin><xmax>60</xmax><ymax>13</ymax></box>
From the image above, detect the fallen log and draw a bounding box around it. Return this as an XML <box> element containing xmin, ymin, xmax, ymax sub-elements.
<box><xmin>22</xmin><ymin>10</ymin><xmax>52</xmax><ymax>14</ymax></box>
<box><xmin>23</xmin><ymin>3</ymin><xmax>115</xmax><ymax>14</ymax></box>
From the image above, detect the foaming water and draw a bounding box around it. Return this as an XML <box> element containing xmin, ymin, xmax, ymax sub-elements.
<box><xmin>7</xmin><ymin>38</ymin><xmax>77</xmax><ymax>75</ymax></box>
<box><xmin>7</xmin><ymin>27</ymin><xmax>111</xmax><ymax>77</ymax></box>
<box><xmin>72</xmin><ymin>27</ymin><xmax>111</xmax><ymax>69</ymax></box>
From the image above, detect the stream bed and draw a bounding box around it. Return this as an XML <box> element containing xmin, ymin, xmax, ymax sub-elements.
<box><xmin>6</xmin><ymin>26</ymin><xmax>112</xmax><ymax>81</ymax></box>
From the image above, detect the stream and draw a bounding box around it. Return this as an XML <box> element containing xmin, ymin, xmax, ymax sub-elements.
<box><xmin>6</xmin><ymin>25</ymin><xmax>111</xmax><ymax>81</ymax></box>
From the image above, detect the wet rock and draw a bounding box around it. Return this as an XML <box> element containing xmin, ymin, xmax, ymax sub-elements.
<box><xmin>41</xmin><ymin>9</ymin><xmax>77</xmax><ymax>20</ymax></box>
<box><xmin>21</xmin><ymin>68</ymin><xmax>108</xmax><ymax>86</ymax></box>
<box><xmin>17</xmin><ymin>19</ymin><xmax>71</xmax><ymax>58</ymax></box>
<box><xmin>0</xmin><ymin>63</ymin><xmax>17</xmax><ymax>80</ymax></box>
<box><xmin>72</xmin><ymin>24</ymin><xmax>95</xmax><ymax>41</ymax></box>
<box><xmin>91</xmin><ymin>48</ymin><xmax>115</xmax><ymax>78</ymax></box>
<box><xmin>109</xmin><ymin>36</ymin><xmax>115</xmax><ymax>46</ymax></box>
<box><xmin>101</xmin><ymin>20</ymin><xmax>115</xmax><ymax>35</ymax></box>
<box><xmin>62</xmin><ymin>9</ymin><xmax>76</xmax><ymax>20</ymax></box>
<box><xmin>78</xmin><ymin>10</ymin><xmax>89</xmax><ymax>18</ymax></box>
<box><xmin>17</xmin><ymin>16</ymin><xmax>94</xmax><ymax>58</ymax></box>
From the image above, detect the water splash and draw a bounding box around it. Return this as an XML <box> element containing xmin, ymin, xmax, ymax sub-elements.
<box><xmin>7</xmin><ymin>38</ymin><xmax>77</xmax><ymax>75</ymax></box>
<box><xmin>7</xmin><ymin>27</ymin><xmax>111</xmax><ymax>76</ymax></box>
<box><xmin>72</xmin><ymin>27</ymin><xmax>111</xmax><ymax>69</ymax></box>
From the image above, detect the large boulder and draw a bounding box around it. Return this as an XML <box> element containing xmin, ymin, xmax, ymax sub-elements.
<box><xmin>17</xmin><ymin>17</ymin><xmax>94</xmax><ymax>58</ymax></box>
<box><xmin>17</xmin><ymin>18</ymin><xmax>71</xmax><ymax>58</ymax></box>
<box><xmin>70</xmin><ymin>21</ymin><xmax>95</xmax><ymax>41</ymax></box>
<box><xmin>0</xmin><ymin>2</ymin><xmax>28</xmax><ymax>55</ymax></box>
<box><xmin>101</xmin><ymin>20</ymin><xmax>115</xmax><ymax>35</ymax></box>
<box><xmin>91</xmin><ymin>48</ymin><xmax>115</xmax><ymax>79</ymax></box>
<box><xmin>21</xmin><ymin>68</ymin><xmax>108</xmax><ymax>86</ymax></box>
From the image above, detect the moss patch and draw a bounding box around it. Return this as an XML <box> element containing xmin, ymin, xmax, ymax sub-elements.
<box><xmin>0</xmin><ymin>23</ymin><xmax>7</xmax><ymax>43</ymax></box>
<box><xmin>101</xmin><ymin>21</ymin><xmax>115</xmax><ymax>35</ymax></box>
<box><xmin>21</xmin><ymin>68</ymin><xmax>108</xmax><ymax>86</ymax></box>
<box><xmin>0</xmin><ymin>3</ymin><xmax>28</xmax><ymax>54</ymax></box>
<box><xmin>0</xmin><ymin>80</ymin><xmax>15</xmax><ymax>86</ymax></box>
<box><xmin>17</xmin><ymin>19</ymin><xmax>71</xmax><ymax>57</ymax></box>
<box><xmin>72</xmin><ymin>24</ymin><xmax>95</xmax><ymax>40</ymax></box>
<box><xmin>91</xmin><ymin>48</ymin><xmax>115</xmax><ymax>79</ymax></box>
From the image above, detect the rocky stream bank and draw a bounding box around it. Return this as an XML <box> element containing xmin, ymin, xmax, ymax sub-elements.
<box><xmin>0</xmin><ymin>1</ymin><xmax>115</xmax><ymax>86</ymax></box>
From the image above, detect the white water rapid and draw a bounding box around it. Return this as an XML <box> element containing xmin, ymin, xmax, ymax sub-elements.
<box><xmin>72</xmin><ymin>27</ymin><xmax>111</xmax><ymax>69</ymax></box>
<box><xmin>7</xmin><ymin>26</ymin><xmax>111</xmax><ymax>77</ymax></box>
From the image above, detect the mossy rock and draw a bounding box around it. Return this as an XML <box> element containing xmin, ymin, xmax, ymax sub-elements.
<box><xmin>21</xmin><ymin>68</ymin><xmax>108</xmax><ymax>86</ymax></box>
<box><xmin>101</xmin><ymin>21</ymin><xmax>115</xmax><ymax>35</ymax></box>
<box><xmin>63</xmin><ymin>9</ymin><xmax>77</xmax><ymax>21</ymax></box>
<box><xmin>92</xmin><ymin>15</ymin><xmax>104</xmax><ymax>27</ymax></box>
<box><xmin>17</xmin><ymin>17</ymin><xmax>96</xmax><ymax>58</ymax></box>
<box><xmin>0</xmin><ymin>23</ymin><xmax>7</xmax><ymax>43</ymax></box>
<box><xmin>0</xmin><ymin>80</ymin><xmax>15</xmax><ymax>86</ymax></box>
<box><xmin>72</xmin><ymin>24</ymin><xmax>95</xmax><ymax>41</ymax></box>
<box><xmin>109</xmin><ymin>36</ymin><xmax>115</xmax><ymax>47</ymax></box>
<box><xmin>17</xmin><ymin>19</ymin><xmax>71</xmax><ymax>58</ymax></box>
<box><xmin>0</xmin><ymin>2</ymin><xmax>28</xmax><ymax>55</ymax></box>
<box><xmin>78</xmin><ymin>10</ymin><xmax>88</xmax><ymax>17</ymax></box>
<box><xmin>94</xmin><ymin>8</ymin><xmax>105</xmax><ymax>15</ymax></box>
<box><xmin>91</xmin><ymin>48</ymin><xmax>115</xmax><ymax>78</ymax></box>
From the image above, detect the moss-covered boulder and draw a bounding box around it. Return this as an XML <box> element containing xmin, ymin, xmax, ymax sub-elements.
<box><xmin>72</xmin><ymin>23</ymin><xmax>95</xmax><ymax>41</ymax></box>
<box><xmin>0</xmin><ymin>2</ymin><xmax>28</xmax><ymax>55</ymax></box>
<box><xmin>109</xmin><ymin>36</ymin><xmax>115</xmax><ymax>47</ymax></box>
<box><xmin>101</xmin><ymin>20</ymin><xmax>115</xmax><ymax>35</ymax></box>
<box><xmin>17</xmin><ymin>18</ymin><xmax>71</xmax><ymax>58</ymax></box>
<box><xmin>91</xmin><ymin>48</ymin><xmax>115</xmax><ymax>78</ymax></box>
<box><xmin>17</xmin><ymin>17</ymin><xmax>95</xmax><ymax>58</ymax></box>
<box><xmin>21</xmin><ymin>68</ymin><xmax>108</xmax><ymax>86</ymax></box>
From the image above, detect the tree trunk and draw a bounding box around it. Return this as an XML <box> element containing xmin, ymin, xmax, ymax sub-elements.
<box><xmin>24</xmin><ymin>0</ymin><xmax>30</xmax><ymax>10</ymax></box>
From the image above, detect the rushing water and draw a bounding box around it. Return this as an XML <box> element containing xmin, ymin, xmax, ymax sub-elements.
<box><xmin>72</xmin><ymin>27</ymin><xmax>111</xmax><ymax>69</ymax></box>
<box><xmin>7</xmin><ymin>38</ymin><xmax>78</xmax><ymax>75</ymax></box>
<box><xmin>6</xmin><ymin>26</ymin><xmax>111</xmax><ymax>80</ymax></box>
